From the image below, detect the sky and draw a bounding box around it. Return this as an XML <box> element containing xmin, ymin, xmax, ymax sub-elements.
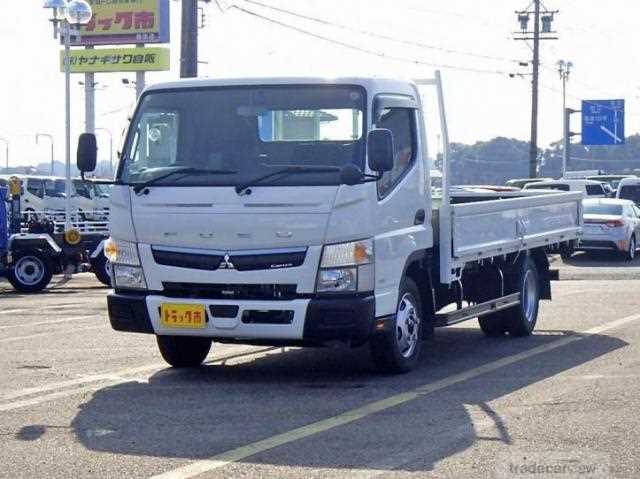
<box><xmin>1</xmin><ymin>0</ymin><xmax>640</xmax><ymax>168</ymax></box>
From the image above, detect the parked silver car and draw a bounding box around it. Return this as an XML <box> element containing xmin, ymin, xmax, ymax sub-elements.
<box><xmin>580</xmin><ymin>198</ymin><xmax>640</xmax><ymax>260</ymax></box>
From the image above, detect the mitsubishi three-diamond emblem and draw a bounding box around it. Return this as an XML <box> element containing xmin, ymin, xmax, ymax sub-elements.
<box><xmin>219</xmin><ymin>253</ymin><xmax>235</xmax><ymax>269</ymax></box>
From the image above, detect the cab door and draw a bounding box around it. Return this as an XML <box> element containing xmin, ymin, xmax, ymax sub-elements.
<box><xmin>372</xmin><ymin>96</ymin><xmax>432</xmax><ymax>317</ymax></box>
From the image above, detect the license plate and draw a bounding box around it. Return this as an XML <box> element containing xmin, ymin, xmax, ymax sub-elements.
<box><xmin>160</xmin><ymin>303</ymin><xmax>206</xmax><ymax>329</ymax></box>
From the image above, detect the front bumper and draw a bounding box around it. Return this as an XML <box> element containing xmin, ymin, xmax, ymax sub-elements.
<box><xmin>107</xmin><ymin>292</ymin><xmax>376</xmax><ymax>344</ymax></box>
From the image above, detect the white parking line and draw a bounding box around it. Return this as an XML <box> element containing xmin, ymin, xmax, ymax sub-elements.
<box><xmin>149</xmin><ymin>313</ymin><xmax>640</xmax><ymax>479</ymax></box>
<box><xmin>0</xmin><ymin>346</ymin><xmax>278</xmax><ymax>407</ymax></box>
<box><xmin>0</xmin><ymin>315</ymin><xmax>98</xmax><ymax>330</ymax></box>
<box><xmin>0</xmin><ymin>325</ymin><xmax>105</xmax><ymax>344</ymax></box>
<box><xmin>0</xmin><ymin>309</ymin><xmax>28</xmax><ymax>316</ymax></box>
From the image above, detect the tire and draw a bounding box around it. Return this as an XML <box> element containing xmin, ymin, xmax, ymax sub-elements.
<box><xmin>502</xmin><ymin>257</ymin><xmax>540</xmax><ymax>337</ymax></box>
<box><xmin>92</xmin><ymin>253</ymin><xmax>112</xmax><ymax>286</ymax></box>
<box><xmin>370</xmin><ymin>278</ymin><xmax>423</xmax><ymax>373</ymax></box>
<box><xmin>624</xmin><ymin>235</ymin><xmax>636</xmax><ymax>262</ymax></box>
<box><xmin>7</xmin><ymin>250</ymin><xmax>53</xmax><ymax>293</ymax></box>
<box><xmin>478</xmin><ymin>312</ymin><xmax>508</xmax><ymax>337</ymax></box>
<box><xmin>156</xmin><ymin>335</ymin><xmax>212</xmax><ymax>368</ymax></box>
<box><xmin>478</xmin><ymin>257</ymin><xmax>540</xmax><ymax>337</ymax></box>
<box><xmin>559</xmin><ymin>241</ymin><xmax>575</xmax><ymax>261</ymax></box>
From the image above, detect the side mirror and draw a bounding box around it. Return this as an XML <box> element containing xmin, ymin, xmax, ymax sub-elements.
<box><xmin>77</xmin><ymin>133</ymin><xmax>97</xmax><ymax>174</ymax></box>
<box><xmin>367</xmin><ymin>128</ymin><xmax>394</xmax><ymax>173</ymax></box>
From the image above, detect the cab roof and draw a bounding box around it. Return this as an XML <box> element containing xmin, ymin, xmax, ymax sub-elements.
<box><xmin>144</xmin><ymin>76</ymin><xmax>419</xmax><ymax>98</ymax></box>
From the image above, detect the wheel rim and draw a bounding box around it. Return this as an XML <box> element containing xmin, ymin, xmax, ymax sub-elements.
<box><xmin>630</xmin><ymin>238</ymin><xmax>636</xmax><ymax>259</ymax></box>
<box><xmin>396</xmin><ymin>293</ymin><xmax>420</xmax><ymax>358</ymax></box>
<box><xmin>14</xmin><ymin>256</ymin><xmax>45</xmax><ymax>286</ymax></box>
<box><xmin>522</xmin><ymin>269</ymin><xmax>538</xmax><ymax>323</ymax></box>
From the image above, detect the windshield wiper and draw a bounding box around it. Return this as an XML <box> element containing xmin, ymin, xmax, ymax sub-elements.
<box><xmin>235</xmin><ymin>165</ymin><xmax>341</xmax><ymax>195</ymax></box>
<box><xmin>132</xmin><ymin>167</ymin><xmax>237</xmax><ymax>194</ymax></box>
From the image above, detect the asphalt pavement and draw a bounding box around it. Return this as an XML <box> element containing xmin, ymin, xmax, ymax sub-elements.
<box><xmin>0</xmin><ymin>262</ymin><xmax>639</xmax><ymax>478</ymax></box>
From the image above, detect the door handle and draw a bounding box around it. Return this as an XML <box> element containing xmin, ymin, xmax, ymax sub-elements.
<box><xmin>414</xmin><ymin>209</ymin><xmax>426</xmax><ymax>225</ymax></box>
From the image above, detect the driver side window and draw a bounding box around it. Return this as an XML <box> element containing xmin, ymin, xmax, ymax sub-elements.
<box><xmin>128</xmin><ymin>111</ymin><xmax>180</xmax><ymax>176</ymax></box>
<box><xmin>376</xmin><ymin>108</ymin><xmax>416</xmax><ymax>198</ymax></box>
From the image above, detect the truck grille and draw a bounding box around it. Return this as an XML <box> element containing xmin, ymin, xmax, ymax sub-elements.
<box><xmin>161</xmin><ymin>282</ymin><xmax>301</xmax><ymax>300</ymax></box>
<box><xmin>152</xmin><ymin>247</ymin><xmax>307</xmax><ymax>271</ymax></box>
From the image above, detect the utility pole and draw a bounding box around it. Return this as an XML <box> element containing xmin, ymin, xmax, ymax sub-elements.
<box><xmin>514</xmin><ymin>1</ymin><xmax>559</xmax><ymax>178</ymax></box>
<box><xmin>529</xmin><ymin>0</ymin><xmax>540</xmax><ymax>179</ymax></box>
<box><xmin>181</xmin><ymin>0</ymin><xmax>199</xmax><ymax>78</ymax></box>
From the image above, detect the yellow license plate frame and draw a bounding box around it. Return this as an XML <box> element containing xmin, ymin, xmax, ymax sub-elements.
<box><xmin>160</xmin><ymin>303</ymin><xmax>207</xmax><ymax>329</ymax></box>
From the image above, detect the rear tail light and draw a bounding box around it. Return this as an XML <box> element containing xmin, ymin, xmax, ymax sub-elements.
<box><xmin>584</xmin><ymin>219</ymin><xmax>624</xmax><ymax>227</ymax></box>
<box><xmin>606</xmin><ymin>219</ymin><xmax>625</xmax><ymax>228</ymax></box>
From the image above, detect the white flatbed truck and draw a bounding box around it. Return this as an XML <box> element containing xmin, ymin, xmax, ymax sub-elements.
<box><xmin>77</xmin><ymin>73</ymin><xmax>582</xmax><ymax>372</ymax></box>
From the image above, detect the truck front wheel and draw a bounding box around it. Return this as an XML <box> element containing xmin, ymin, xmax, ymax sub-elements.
<box><xmin>156</xmin><ymin>335</ymin><xmax>212</xmax><ymax>367</ymax></box>
<box><xmin>7</xmin><ymin>251</ymin><xmax>53</xmax><ymax>293</ymax></box>
<box><xmin>91</xmin><ymin>252</ymin><xmax>112</xmax><ymax>287</ymax></box>
<box><xmin>370</xmin><ymin>278</ymin><xmax>423</xmax><ymax>373</ymax></box>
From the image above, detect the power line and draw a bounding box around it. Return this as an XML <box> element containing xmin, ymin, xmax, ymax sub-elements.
<box><xmin>227</xmin><ymin>3</ymin><xmax>511</xmax><ymax>75</ymax></box>
<box><xmin>240</xmin><ymin>0</ymin><xmax>524</xmax><ymax>65</ymax></box>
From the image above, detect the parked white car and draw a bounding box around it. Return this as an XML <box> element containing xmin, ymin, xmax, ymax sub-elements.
<box><xmin>523</xmin><ymin>179</ymin><xmax>608</xmax><ymax>198</ymax></box>
<box><xmin>616</xmin><ymin>177</ymin><xmax>640</xmax><ymax>206</ymax></box>
<box><xmin>587</xmin><ymin>174</ymin><xmax>637</xmax><ymax>192</ymax></box>
<box><xmin>580</xmin><ymin>198</ymin><xmax>640</xmax><ymax>260</ymax></box>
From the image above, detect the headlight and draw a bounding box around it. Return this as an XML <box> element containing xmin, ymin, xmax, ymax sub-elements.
<box><xmin>104</xmin><ymin>237</ymin><xmax>140</xmax><ymax>266</ymax></box>
<box><xmin>317</xmin><ymin>239</ymin><xmax>374</xmax><ymax>293</ymax></box>
<box><xmin>113</xmin><ymin>265</ymin><xmax>147</xmax><ymax>290</ymax></box>
<box><xmin>320</xmin><ymin>239</ymin><xmax>374</xmax><ymax>268</ymax></box>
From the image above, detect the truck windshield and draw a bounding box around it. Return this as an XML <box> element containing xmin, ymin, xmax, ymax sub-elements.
<box><xmin>120</xmin><ymin>85</ymin><xmax>366</xmax><ymax>188</ymax></box>
<box><xmin>44</xmin><ymin>180</ymin><xmax>67</xmax><ymax>198</ymax></box>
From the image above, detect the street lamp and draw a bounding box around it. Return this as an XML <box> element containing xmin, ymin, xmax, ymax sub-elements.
<box><xmin>43</xmin><ymin>0</ymin><xmax>93</xmax><ymax>231</ymax></box>
<box><xmin>95</xmin><ymin>128</ymin><xmax>113</xmax><ymax>176</ymax></box>
<box><xmin>35</xmin><ymin>133</ymin><xmax>55</xmax><ymax>175</ymax></box>
<box><xmin>0</xmin><ymin>137</ymin><xmax>8</xmax><ymax>171</ymax></box>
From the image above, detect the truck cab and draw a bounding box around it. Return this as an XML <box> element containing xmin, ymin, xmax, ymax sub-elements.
<box><xmin>79</xmin><ymin>76</ymin><xmax>581</xmax><ymax>373</ymax></box>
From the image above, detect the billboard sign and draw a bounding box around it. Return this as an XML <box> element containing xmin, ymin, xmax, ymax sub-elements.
<box><xmin>582</xmin><ymin>99</ymin><xmax>625</xmax><ymax>145</ymax></box>
<box><xmin>61</xmin><ymin>47</ymin><xmax>170</xmax><ymax>73</ymax></box>
<box><xmin>68</xmin><ymin>0</ymin><xmax>170</xmax><ymax>46</ymax></box>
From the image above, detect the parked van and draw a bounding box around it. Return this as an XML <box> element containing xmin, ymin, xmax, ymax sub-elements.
<box><xmin>523</xmin><ymin>179</ymin><xmax>607</xmax><ymax>198</ymax></box>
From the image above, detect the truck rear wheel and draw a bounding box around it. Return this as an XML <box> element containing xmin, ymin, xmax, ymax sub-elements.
<box><xmin>156</xmin><ymin>335</ymin><xmax>212</xmax><ymax>367</ymax></box>
<box><xmin>370</xmin><ymin>278</ymin><xmax>423</xmax><ymax>373</ymax></box>
<box><xmin>478</xmin><ymin>313</ymin><xmax>507</xmax><ymax>336</ymax></box>
<box><xmin>503</xmin><ymin>257</ymin><xmax>540</xmax><ymax>337</ymax></box>
<box><xmin>478</xmin><ymin>257</ymin><xmax>540</xmax><ymax>337</ymax></box>
<box><xmin>7</xmin><ymin>251</ymin><xmax>53</xmax><ymax>293</ymax></box>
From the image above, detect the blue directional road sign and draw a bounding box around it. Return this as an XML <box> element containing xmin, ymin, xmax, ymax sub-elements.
<box><xmin>582</xmin><ymin>99</ymin><xmax>625</xmax><ymax>145</ymax></box>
